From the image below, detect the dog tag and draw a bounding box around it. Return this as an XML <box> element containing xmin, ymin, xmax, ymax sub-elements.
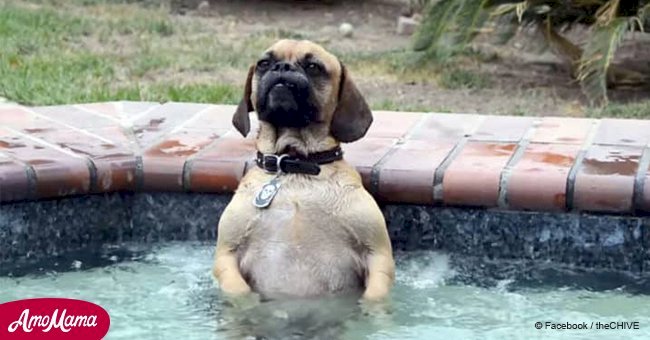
<box><xmin>253</xmin><ymin>176</ymin><xmax>282</xmax><ymax>209</ymax></box>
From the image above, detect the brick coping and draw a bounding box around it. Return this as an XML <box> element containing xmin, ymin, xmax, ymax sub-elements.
<box><xmin>0</xmin><ymin>101</ymin><xmax>649</xmax><ymax>214</ymax></box>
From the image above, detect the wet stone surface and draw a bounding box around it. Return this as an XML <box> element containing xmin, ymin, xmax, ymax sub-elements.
<box><xmin>2</xmin><ymin>194</ymin><xmax>647</xmax><ymax>274</ymax></box>
<box><xmin>384</xmin><ymin>205</ymin><xmax>648</xmax><ymax>272</ymax></box>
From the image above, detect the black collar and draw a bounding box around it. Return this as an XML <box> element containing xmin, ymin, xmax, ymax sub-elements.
<box><xmin>256</xmin><ymin>146</ymin><xmax>343</xmax><ymax>175</ymax></box>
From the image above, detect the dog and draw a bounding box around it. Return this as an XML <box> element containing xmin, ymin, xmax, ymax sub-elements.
<box><xmin>212</xmin><ymin>39</ymin><xmax>394</xmax><ymax>302</ymax></box>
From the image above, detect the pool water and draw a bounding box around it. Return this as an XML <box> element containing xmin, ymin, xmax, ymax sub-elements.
<box><xmin>2</xmin><ymin>242</ymin><xmax>650</xmax><ymax>340</ymax></box>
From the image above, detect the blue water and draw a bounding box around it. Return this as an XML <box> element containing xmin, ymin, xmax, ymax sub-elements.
<box><xmin>1</xmin><ymin>242</ymin><xmax>650</xmax><ymax>340</ymax></box>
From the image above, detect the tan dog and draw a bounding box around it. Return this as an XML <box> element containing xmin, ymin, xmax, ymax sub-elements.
<box><xmin>213</xmin><ymin>39</ymin><xmax>394</xmax><ymax>301</ymax></box>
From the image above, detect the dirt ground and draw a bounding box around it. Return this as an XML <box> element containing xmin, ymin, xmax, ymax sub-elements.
<box><xmin>168</xmin><ymin>0</ymin><xmax>649</xmax><ymax>116</ymax></box>
<box><xmin>5</xmin><ymin>0</ymin><xmax>649</xmax><ymax>115</ymax></box>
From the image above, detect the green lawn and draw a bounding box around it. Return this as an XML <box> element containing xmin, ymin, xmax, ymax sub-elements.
<box><xmin>1</xmin><ymin>0</ymin><xmax>649</xmax><ymax>118</ymax></box>
<box><xmin>0</xmin><ymin>0</ymin><xmax>257</xmax><ymax>105</ymax></box>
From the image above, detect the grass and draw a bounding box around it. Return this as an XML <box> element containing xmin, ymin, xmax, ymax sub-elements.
<box><xmin>0</xmin><ymin>0</ymin><xmax>648</xmax><ymax>119</ymax></box>
<box><xmin>438</xmin><ymin>68</ymin><xmax>491</xmax><ymax>90</ymax></box>
<box><xmin>0</xmin><ymin>0</ymin><xmax>323</xmax><ymax>105</ymax></box>
<box><xmin>372</xmin><ymin>99</ymin><xmax>435</xmax><ymax>113</ymax></box>
<box><xmin>587</xmin><ymin>100</ymin><xmax>650</xmax><ymax>119</ymax></box>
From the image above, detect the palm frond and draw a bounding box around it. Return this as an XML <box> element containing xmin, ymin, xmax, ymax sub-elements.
<box><xmin>577</xmin><ymin>17</ymin><xmax>629</xmax><ymax>106</ymax></box>
<box><xmin>456</xmin><ymin>0</ymin><xmax>492</xmax><ymax>44</ymax></box>
<box><xmin>636</xmin><ymin>2</ymin><xmax>650</xmax><ymax>31</ymax></box>
<box><xmin>413</xmin><ymin>0</ymin><xmax>489</xmax><ymax>51</ymax></box>
<box><xmin>413</xmin><ymin>0</ymin><xmax>463</xmax><ymax>51</ymax></box>
<box><xmin>413</xmin><ymin>0</ymin><xmax>650</xmax><ymax>106</ymax></box>
<box><xmin>594</xmin><ymin>0</ymin><xmax>619</xmax><ymax>25</ymax></box>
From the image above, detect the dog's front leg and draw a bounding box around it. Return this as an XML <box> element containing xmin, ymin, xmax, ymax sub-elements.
<box><xmin>213</xmin><ymin>246</ymin><xmax>251</xmax><ymax>296</ymax></box>
<box><xmin>351</xmin><ymin>193</ymin><xmax>396</xmax><ymax>301</ymax></box>
<box><xmin>213</xmin><ymin>198</ymin><xmax>253</xmax><ymax>297</ymax></box>
<box><xmin>363</xmin><ymin>249</ymin><xmax>395</xmax><ymax>301</ymax></box>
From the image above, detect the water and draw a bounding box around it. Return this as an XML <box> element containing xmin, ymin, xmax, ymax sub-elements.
<box><xmin>2</xmin><ymin>242</ymin><xmax>650</xmax><ymax>340</ymax></box>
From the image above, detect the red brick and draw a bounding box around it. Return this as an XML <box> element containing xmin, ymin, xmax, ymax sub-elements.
<box><xmin>13</xmin><ymin>125</ymin><xmax>137</xmax><ymax>193</ymax></box>
<box><xmin>86</xmin><ymin>127</ymin><xmax>137</xmax><ymax>151</ymax></box>
<box><xmin>182</xmin><ymin>105</ymin><xmax>238</xmax><ymax>134</ymax></box>
<box><xmin>120</xmin><ymin>101</ymin><xmax>161</xmax><ymax>119</ymax></box>
<box><xmin>409</xmin><ymin>113</ymin><xmax>483</xmax><ymax>141</ymax></box>
<box><xmin>188</xmin><ymin>134</ymin><xmax>256</xmax><ymax>193</ymax></box>
<box><xmin>574</xmin><ymin>145</ymin><xmax>643</xmax><ymax>212</ymax></box>
<box><xmin>142</xmin><ymin>129</ymin><xmax>222</xmax><ymax>191</ymax></box>
<box><xmin>342</xmin><ymin>137</ymin><xmax>397</xmax><ymax>189</ymax></box>
<box><xmin>93</xmin><ymin>156</ymin><xmax>137</xmax><ymax>192</ymax></box>
<box><xmin>0</xmin><ymin>155</ymin><xmax>31</xmax><ymax>201</ymax></box>
<box><xmin>132</xmin><ymin>102</ymin><xmax>211</xmax><ymax>147</ymax></box>
<box><xmin>530</xmin><ymin>117</ymin><xmax>595</xmax><ymax>144</ymax></box>
<box><xmin>507</xmin><ymin>143</ymin><xmax>581</xmax><ymax>211</ymax></box>
<box><xmin>377</xmin><ymin>140</ymin><xmax>456</xmax><ymax>204</ymax></box>
<box><xmin>592</xmin><ymin>118</ymin><xmax>650</xmax><ymax>146</ymax></box>
<box><xmin>21</xmin><ymin>127</ymin><xmax>129</xmax><ymax>158</ymax></box>
<box><xmin>32</xmin><ymin>105</ymin><xmax>118</xmax><ymax>128</ymax></box>
<box><xmin>365</xmin><ymin>111</ymin><xmax>423</xmax><ymax>138</ymax></box>
<box><xmin>0</xmin><ymin>106</ymin><xmax>52</xmax><ymax>131</ymax></box>
<box><xmin>443</xmin><ymin>142</ymin><xmax>518</xmax><ymax>207</ymax></box>
<box><xmin>0</xmin><ymin>128</ymin><xmax>90</xmax><ymax>198</ymax></box>
<box><xmin>471</xmin><ymin>116</ymin><xmax>535</xmax><ymax>142</ymax></box>
<box><xmin>76</xmin><ymin>102</ymin><xmax>122</xmax><ymax>119</ymax></box>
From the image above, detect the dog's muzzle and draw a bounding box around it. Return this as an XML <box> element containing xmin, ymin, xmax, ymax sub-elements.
<box><xmin>256</xmin><ymin>68</ymin><xmax>319</xmax><ymax>128</ymax></box>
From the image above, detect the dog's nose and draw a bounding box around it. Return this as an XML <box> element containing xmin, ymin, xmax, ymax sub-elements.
<box><xmin>272</xmin><ymin>61</ymin><xmax>297</xmax><ymax>73</ymax></box>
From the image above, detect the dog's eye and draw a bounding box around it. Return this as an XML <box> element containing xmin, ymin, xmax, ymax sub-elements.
<box><xmin>305</xmin><ymin>62</ymin><xmax>322</xmax><ymax>74</ymax></box>
<box><xmin>257</xmin><ymin>59</ymin><xmax>271</xmax><ymax>69</ymax></box>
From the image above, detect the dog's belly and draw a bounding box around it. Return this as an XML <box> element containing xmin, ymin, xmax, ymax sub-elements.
<box><xmin>238</xmin><ymin>208</ymin><xmax>365</xmax><ymax>299</ymax></box>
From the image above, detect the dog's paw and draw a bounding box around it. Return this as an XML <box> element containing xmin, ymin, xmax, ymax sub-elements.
<box><xmin>218</xmin><ymin>275</ymin><xmax>252</xmax><ymax>296</ymax></box>
<box><xmin>361</xmin><ymin>285</ymin><xmax>391</xmax><ymax>302</ymax></box>
<box><xmin>227</xmin><ymin>291</ymin><xmax>261</xmax><ymax>310</ymax></box>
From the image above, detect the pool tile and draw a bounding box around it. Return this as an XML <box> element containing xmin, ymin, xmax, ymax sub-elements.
<box><xmin>20</xmin><ymin>128</ymin><xmax>123</xmax><ymax>157</ymax></box>
<box><xmin>86</xmin><ymin>127</ymin><xmax>137</xmax><ymax>149</ymax></box>
<box><xmin>0</xmin><ymin>155</ymin><xmax>31</xmax><ymax>201</ymax></box>
<box><xmin>188</xmin><ymin>135</ymin><xmax>256</xmax><ymax>193</ymax></box>
<box><xmin>342</xmin><ymin>137</ymin><xmax>397</xmax><ymax>190</ymax></box>
<box><xmin>409</xmin><ymin>113</ymin><xmax>483</xmax><ymax>141</ymax></box>
<box><xmin>470</xmin><ymin>115</ymin><xmax>535</xmax><ymax>142</ymax></box>
<box><xmin>0</xmin><ymin>106</ymin><xmax>55</xmax><ymax>131</ymax></box>
<box><xmin>32</xmin><ymin>105</ymin><xmax>118</xmax><ymax>128</ymax></box>
<box><xmin>642</xmin><ymin>162</ymin><xmax>650</xmax><ymax>212</ymax></box>
<box><xmin>573</xmin><ymin>145</ymin><xmax>643</xmax><ymax>212</ymax></box>
<box><xmin>181</xmin><ymin>105</ymin><xmax>238</xmax><ymax>133</ymax></box>
<box><xmin>507</xmin><ymin>143</ymin><xmax>581</xmax><ymax>211</ymax></box>
<box><xmin>93</xmin><ymin>156</ymin><xmax>137</xmax><ymax>192</ymax></box>
<box><xmin>530</xmin><ymin>117</ymin><xmax>595</xmax><ymax>144</ymax></box>
<box><xmin>377</xmin><ymin>140</ymin><xmax>456</xmax><ymax>204</ymax></box>
<box><xmin>14</xmin><ymin>127</ymin><xmax>137</xmax><ymax>192</ymax></box>
<box><xmin>365</xmin><ymin>111</ymin><xmax>423</xmax><ymax>139</ymax></box>
<box><xmin>0</xmin><ymin>128</ymin><xmax>91</xmax><ymax>198</ymax></box>
<box><xmin>0</xmin><ymin>107</ymin><xmax>129</xmax><ymax>156</ymax></box>
<box><xmin>76</xmin><ymin>102</ymin><xmax>122</xmax><ymax>119</ymax></box>
<box><xmin>120</xmin><ymin>101</ymin><xmax>162</xmax><ymax>119</ymax></box>
<box><xmin>443</xmin><ymin>141</ymin><xmax>518</xmax><ymax>207</ymax></box>
<box><xmin>142</xmin><ymin>129</ymin><xmax>222</xmax><ymax>191</ymax></box>
<box><xmin>592</xmin><ymin>118</ymin><xmax>650</xmax><ymax>146</ymax></box>
<box><xmin>132</xmin><ymin>102</ymin><xmax>212</xmax><ymax>148</ymax></box>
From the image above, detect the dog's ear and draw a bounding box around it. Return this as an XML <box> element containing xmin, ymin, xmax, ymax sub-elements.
<box><xmin>330</xmin><ymin>64</ymin><xmax>373</xmax><ymax>143</ymax></box>
<box><xmin>232</xmin><ymin>64</ymin><xmax>255</xmax><ymax>137</ymax></box>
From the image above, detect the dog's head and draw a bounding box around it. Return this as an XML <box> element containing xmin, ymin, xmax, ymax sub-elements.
<box><xmin>232</xmin><ymin>39</ymin><xmax>372</xmax><ymax>143</ymax></box>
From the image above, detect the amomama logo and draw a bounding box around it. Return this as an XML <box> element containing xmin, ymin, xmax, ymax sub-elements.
<box><xmin>0</xmin><ymin>298</ymin><xmax>110</xmax><ymax>339</ymax></box>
